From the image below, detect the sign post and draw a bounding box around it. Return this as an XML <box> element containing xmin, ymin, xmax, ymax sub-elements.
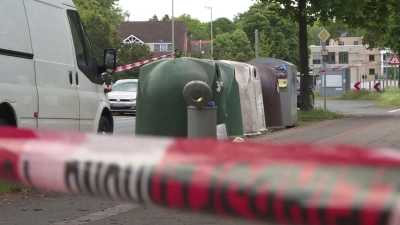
<box><xmin>388</xmin><ymin>52</ymin><xmax>400</xmax><ymax>88</ymax></box>
<box><xmin>318</xmin><ymin>28</ymin><xmax>330</xmax><ymax>111</ymax></box>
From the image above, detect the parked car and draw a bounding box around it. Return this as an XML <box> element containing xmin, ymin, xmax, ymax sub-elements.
<box><xmin>297</xmin><ymin>77</ymin><xmax>315</xmax><ymax>108</ymax></box>
<box><xmin>0</xmin><ymin>0</ymin><xmax>116</xmax><ymax>134</ymax></box>
<box><xmin>108</xmin><ymin>79</ymin><xmax>138</xmax><ymax>115</ymax></box>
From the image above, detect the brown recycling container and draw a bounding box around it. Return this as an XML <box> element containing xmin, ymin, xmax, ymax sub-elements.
<box><xmin>248</xmin><ymin>62</ymin><xmax>284</xmax><ymax>128</ymax></box>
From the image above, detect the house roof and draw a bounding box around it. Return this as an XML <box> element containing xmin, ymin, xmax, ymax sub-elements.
<box><xmin>117</xmin><ymin>21</ymin><xmax>187</xmax><ymax>44</ymax></box>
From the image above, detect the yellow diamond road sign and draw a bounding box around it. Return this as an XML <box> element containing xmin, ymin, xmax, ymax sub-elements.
<box><xmin>318</xmin><ymin>28</ymin><xmax>330</xmax><ymax>42</ymax></box>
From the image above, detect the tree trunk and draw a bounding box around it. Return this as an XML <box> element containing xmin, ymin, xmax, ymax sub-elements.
<box><xmin>298</xmin><ymin>0</ymin><xmax>310</xmax><ymax>110</ymax></box>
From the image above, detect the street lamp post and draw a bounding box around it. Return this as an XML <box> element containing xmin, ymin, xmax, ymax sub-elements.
<box><xmin>172</xmin><ymin>0</ymin><xmax>174</xmax><ymax>54</ymax></box>
<box><xmin>205</xmin><ymin>6</ymin><xmax>213</xmax><ymax>57</ymax></box>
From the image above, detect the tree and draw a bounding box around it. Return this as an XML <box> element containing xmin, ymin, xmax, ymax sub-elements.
<box><xmin>211</xmin><ymin>17</ymin><xmax>236</xmax><ymax>36</ymax></box>
<box><xmin>161</xmin><ymin>14</ymin><xmax>171</xmax><ymax>21</ymax></box>
<box><xmin>149</xmin><ymin>14</ymin><xmax>159</xmax><ymax>21</ymax></box>
<box><xmin>235</xmin><ymin>2</ymin><xmax>300</xmax><ymax>66</ymax></box>
<box><xmin>112</xmin><ymin>43</ymin><xmax>153</xmax><ymax>81</ymax></box>
<box><xmin>175</xmin><ymin>14</ymin><xmax>208</xmax><ymax>40</ymax></box>
<box><xmin>213</xmin><ymin>29</ymin><xmax>254</xmax><ymax>61</ymax></box>
<box><xmin>257</xmin><ymin>0</ymin><xmax>393</xmax><ymax>110</ymax></box>
<box><xmin>307</xmin><ymin>24</ymin><xmax>321</xmax><ymax>46</ymax></box>
<box><xmin>74</xmin><ymin>0</ymin><xmax>152</xmax><ymax>81</ymax></box>
<box><xmin>73</xmin><ymin>0</ymin><xmax>129</xmax><ymax>64</ymax></box>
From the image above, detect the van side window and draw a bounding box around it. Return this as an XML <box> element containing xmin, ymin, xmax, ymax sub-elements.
<box><xmin>66</xmin><ymin>10</ymin><xmax>99</xmax><ymax>84</ymax></box>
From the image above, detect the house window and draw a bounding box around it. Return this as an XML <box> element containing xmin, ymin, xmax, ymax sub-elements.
<box><xmin>383</xmin><ymin>54</ymin><xmax>387</xmax><ymax>61</ymax></box>
<box><xmin>327</xmin><ymin>52</ymin><xmax>335</xmax><ymax>64</ymax></box>
<box><xmin>339</xmin><ymin>41</ymin><xmax>344</xmax><ymax>45</ymax></box>
<box><xmin>339</xmin><ymin>52</ymin><xmax>349</xmax><ymax>63</ymax></box>
<box><xmin>369</xmin><ymin>55</ymin><xmax>375</xmax><ymax>61</ymax></box>
<box><xmin>153</xmin><ymin>44</ymin><xmax>160</xmax><ymax>51</ymax></box>
<box><xmin>313</xmin><ymin>59</ymin><xmax>321</xmax><ymax>64</ymax></box>
<box><xmin>162</xmin><ymin>44</ymin><xmax>173</xmax><ymax>51</ymax></box>
<box><xmin>153</xmin><ymin>43</ymin><xmax>173</xmax><ymax>51</ymax></box>
<box><xmin>354</xmin><ymin>41</ymin><xmax>359</xmax><ymax>45</ymax></box>
<box><xmin>369</xmin><ymin>68</ymin><xmax>375</xmax><ymax>75</ymax></box>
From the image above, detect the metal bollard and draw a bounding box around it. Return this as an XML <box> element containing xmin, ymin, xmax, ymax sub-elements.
<box><xmin>183</xmin><ymin>81</ymin><xmax>217</xmax><ymax>138</ymax></box>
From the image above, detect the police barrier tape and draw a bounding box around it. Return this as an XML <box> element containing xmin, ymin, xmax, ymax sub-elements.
<box><xmin>114</xmin><ymin>52</ymin><xmax>174</xmax><ymax>73</ymax></box>
<box><xmin>1</xmin><ymin>126</ymin><xmax>400</xmax><ymax>225</ymax></box>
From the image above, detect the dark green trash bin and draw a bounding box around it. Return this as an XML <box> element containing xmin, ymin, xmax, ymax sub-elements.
<box><xmin>135</xmin><ymin>57</ymin><xmax>227</xmax><ymax>137</ymax></box>
<box><xmin>204</xmin><ymin>59</ymin><xmax>244</xmax><ymax>138</ymax></box>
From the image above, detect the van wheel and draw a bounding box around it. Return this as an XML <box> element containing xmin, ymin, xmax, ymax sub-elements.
<box><xmin>0</xmin><ymin>119</ymin><xmax>8</xmax><ymax>126</ymax></box>
<box><xmin>98</xmin><ymin>116</ymin><xmax>113</xmax><ymax>134</ymax></box>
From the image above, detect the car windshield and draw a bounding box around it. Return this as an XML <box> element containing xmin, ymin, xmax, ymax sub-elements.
<box><xmin>112</xmin><ymin>82</ymin><xmax>137</xmax><ymax>92</ymax></box>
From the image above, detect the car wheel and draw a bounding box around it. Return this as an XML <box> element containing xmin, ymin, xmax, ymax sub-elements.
<box><xmin>309</xmin><ymin>92</ymin><xmax>315</xmax><ymax>109</ymax></box>
<box><xmin>0</xmin><ymin>119</ymin><xmax>8</xmax><ymax>126</ymax></box>
<box><xmin>98</xmin><ymin>116</ymin><xmax>113</xmax><ymax>134</ymax></box>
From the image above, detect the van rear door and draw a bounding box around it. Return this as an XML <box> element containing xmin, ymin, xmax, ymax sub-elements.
<box><xmin>24</xmin><ymin>0</ymin><xmax>80</xmax><ymax>131</ymax></box>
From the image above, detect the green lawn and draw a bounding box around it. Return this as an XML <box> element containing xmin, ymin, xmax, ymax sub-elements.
<box><xmin>296</xmin><ymin>107</ymin><xmax>344</xmax><ymax>127</ymax></box>
<box><xmin>315</xmin><ymin>88</ymin><xmax>400</xmax><ymax>108</ymax></box>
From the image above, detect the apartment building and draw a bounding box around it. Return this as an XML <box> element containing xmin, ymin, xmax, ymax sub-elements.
<box><xmin>309</xmin><ymin>33</ymin><xmax>394</xmax><ymax>82</ymax></box>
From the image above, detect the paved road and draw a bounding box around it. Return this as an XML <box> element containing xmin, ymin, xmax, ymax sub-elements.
<box><xmin>2</xmin><ymin>100</ymin><xmax>400</xmax><ymax>225</ymax></box>
<box><xmin>113</xmin><ymin>116</ymin><xmax>135</xmax><ymax>135</ymax></box>
<box><xmin>315</xmin><ymin>99</ymin><xmax>399</xmax><ymax>115</ymax></box>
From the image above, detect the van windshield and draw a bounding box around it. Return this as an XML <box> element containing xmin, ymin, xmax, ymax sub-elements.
<box><xmin>112</xmin><ymin>82</ymin><xmax>137</xmax><ymax>92</ymax></box>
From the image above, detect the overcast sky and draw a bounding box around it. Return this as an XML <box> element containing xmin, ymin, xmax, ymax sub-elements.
<box><xmin>117</xmin><ymin>0</ymin><xmax>256</xmax><ymax>23</ymax></box>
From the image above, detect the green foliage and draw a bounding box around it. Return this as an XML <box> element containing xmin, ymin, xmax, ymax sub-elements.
<box><xmin>161</xmin><ymin>14</ymin><xmax>171</xmax><ymax>21</ymax></box>
<box><xmin>149</xmin><ymin>14</ymin><xmax>159</xmax><ymax>21</ymax></box>
<box><xmin>296</xmin><ymin>107</ymin><xmax>344</xmax><ymax>127</ymax></box>
<box><xmin>211</xmin><ymin>17</ymin><xmax>236</xmax><ymax>36</ymax></box>
<box><xmin>236</xmin><ymin>2</ymin><xmax>300</xmax><ymax>66</ymax></box>
<box><xmin>175</xmin><ymin>14</ymin><xmax>209</xmax><ymax>40</ymax></box>
<box><xmin>112</xmin><ymin>43</ymin><xmax>153</xmax><ymax>81</ymax></box>
<box><xmin>213</xmin><ymin>30</ymin><xmax>254</xmax><ymax>62</ymax></box>
<box><xmin>307</xmin><ymin>24</ymin><xmax>321</xmax><ymax>46</ymax></box>
<box><xmin>73</xmin><ymin>0</ymin><xmax>128</xmax><ymax>64</ymax></box>
<box><xmin>74</xmin><ymin>0</ymin><xmax>152</xmax><ymax>81</ymax></box>
<box><xmin>337</xmin><ymin>88</ymin><xmax>400</xmax><ymax>108</ymax></box>
<box><xmin>376</xmin><ymin>88</ymin><xmax>400</xmax><ymax>107</ymax></box>
<box><xmin>338</xmin><ymin>89</ymin><xmax>380</xmax><ymax>100</ymax></box>
<box><xmin>0</xmin><ymin>182</ymin><xmax>24</xmax><ymax>193</ymax></box>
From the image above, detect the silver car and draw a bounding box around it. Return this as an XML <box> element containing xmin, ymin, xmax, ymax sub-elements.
<box><xmin>108</xmin><ymin>79</ymin><xmax>138</xmax><ymax>115</ymax></box>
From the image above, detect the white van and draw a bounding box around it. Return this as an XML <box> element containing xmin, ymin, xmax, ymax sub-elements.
<box><xmin>0</xmin><ymin>0</ymin><xmax>117</xmax><ymax>133</ymax></box>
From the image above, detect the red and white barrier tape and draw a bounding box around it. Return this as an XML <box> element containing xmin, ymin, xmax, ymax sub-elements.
<box><xmin>317</xmin><ymin>61</ymin><xmax>383</xmax><ymax>73</ymax></box>
<box><xmin>2</xmin><ymin>126</ymin><xmax>400</xmax><ymax>225</ymax></box>
<box><xmin>114</xmin><ymin>52</ymin><xmax>174</xmax><ymax>73</ymax></box>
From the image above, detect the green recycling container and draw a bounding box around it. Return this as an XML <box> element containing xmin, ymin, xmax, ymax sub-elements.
<box><xmin>203</xmin><ymin>60</ymin><xmax>244</xmax><ymax>138</ymax></box>
<box><xmin>135</xmin><ymin>57</ymin><xmax>227</xmax><ymax>137</ymax></box>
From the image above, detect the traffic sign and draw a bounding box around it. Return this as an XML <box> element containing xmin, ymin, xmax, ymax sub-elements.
<box><xmin>389</xmin><ymin>53</ymin><xmax>400</xmax><ymax>65</ymax></box>
<box><xmin>374</xmin><ymin>83</ymin><xmax>381</xmax><ymax>92</ymax></box>
<box><xmin>354</xmin><ymin>82</ymin><xmax>361</xmax><ymax>90</ymax></box>
<box><xmin>318</xmin><ymin>28</ymin><xmax>331</xmax><ymax>42</ymax></box>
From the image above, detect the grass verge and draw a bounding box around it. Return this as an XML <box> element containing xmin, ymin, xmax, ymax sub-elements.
<box><xmin>315</xmin><ymin>88</ymin><xmax>400</xmax><ymax>108</ymax></box>
<box><xmin>296</xmin><ymin>107</ymin><xmax>344</xmax><ymax>127</ymax></box>
<box><xmin>0</xmin><ymin>181</ymin><xmax>24</xmax><ymax>194</ymax></box>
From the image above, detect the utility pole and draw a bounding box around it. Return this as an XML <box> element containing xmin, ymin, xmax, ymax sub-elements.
<box><xmin>318</xmin><ymin>28</ymin><xmax>330</xmax><ymax>111</ymax></box>
<box><xmin>172</xmin><ymin>0</ymin><xmax>174</xmax><ymax>54</ymax></box>
<box><xmin>205</xmin><ymin>6</ymin><xmax>213</xmax><ymax>57</ymax></box>
<box><xmin>255</xmin><ymin>29</ymin><xmax>259</xmax><ymax>58</ymax></box>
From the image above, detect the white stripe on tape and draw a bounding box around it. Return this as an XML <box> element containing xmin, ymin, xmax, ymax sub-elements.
<box><xmin>16</xmin><ymin>135</ymin><xmax>173</xmax><ymax>200</ymax></box>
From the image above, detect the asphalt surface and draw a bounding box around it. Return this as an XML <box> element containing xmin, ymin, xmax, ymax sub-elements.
<box><xmin>2</xmin><ymin>100</ymin><xmax>400</xmax><ymax>225</ymax></box>
<box><xmin>113</xmin><ymin>115</ymin><xmax>135</xmax><ymax>135</ymax></box>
